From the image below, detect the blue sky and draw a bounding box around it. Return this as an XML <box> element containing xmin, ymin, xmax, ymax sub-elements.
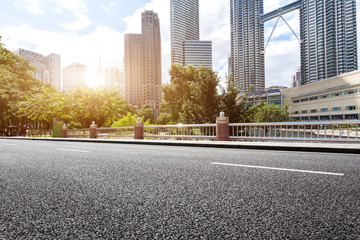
<box><xmin>0</xmin><ymin>0</ymin><xmax>359</xmax><ymax>88</ymax></box>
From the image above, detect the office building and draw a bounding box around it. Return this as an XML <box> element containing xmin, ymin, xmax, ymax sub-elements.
<box><xmin>15</xmin><ymin>48</ymin><xmax>61</xmax><ymax>90</ymax></box>
<box><xmin>104</xmin><ymin>67</ymin><xmax>124</xmax><ymax>96</ymax></box>
<box><xmin>230</xmin><ymin>0</ymin><xmax>265</xmax><ymax>93</ymax></box>
<box><xmin>291</xmin><ymin>68</ymin><xmax>302</xmax><ymax>88</ymax></box>
<box><xmin>284</xmin><ymin>70</ymin><xmax>360</xmax><ymax>121</ymax></box>
<box><xmin>62</xmin><ymin>62</ymin><xmax>86</xmax><ymax>90</ymax></box>
<box><xmin>170</xmin><ymin>0</ymin><xmax>199</xmax><ymax>65</ymax></box>
<box><xmin>300</xmin><ymin>0</ymin><xmax>358</xmax><ymax>85</ymax></box>
<box><xmin>184</xmin><ymin>40</ymin><xmax>212</xmax><ymax>67</ymax></box>
<box><xmin>124</xmin><ymin>10</ymin><xmax>162</xmax><ymax>115</ymax></box>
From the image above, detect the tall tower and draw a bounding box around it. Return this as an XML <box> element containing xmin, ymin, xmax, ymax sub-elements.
<box><xmin>142</xmin><ymin>10</ymin><xmax>162</xmax><ymax>115</ymax></box>
<box><xmin>124</xmin><ymin>10</ymin><xmax>162</xmax><ymax>115</ymax></box>
<box><xmin>230</xmin><ymin>0</ymin><xmax>265</xmax><ymax>93</ymax></box>
<box><xmin>300</xmin><ymin>0</ymin><xmax>358</xmax><ymax>85</ymax></box>
<box><xmin>170</xmin><ymin>0</ymin><xmax>199</xmax><ymax>65</ymax></box>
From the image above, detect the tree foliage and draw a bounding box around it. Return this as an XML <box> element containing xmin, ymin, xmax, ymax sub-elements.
<box><xmin>161</xmin><ymin>64</ymin><xmax>219</xmax><ymax>124</ymax></box>
<box><xmin>251</xmin><ymin>103</ymin><xmax>292</xmax><ymax>123</ymax></box>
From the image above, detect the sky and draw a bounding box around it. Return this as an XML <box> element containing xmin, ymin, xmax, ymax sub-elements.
<box><xmin>0</xmin><ymin>0</ymin><xmax>359</xmax><ymax>88</ymax></box>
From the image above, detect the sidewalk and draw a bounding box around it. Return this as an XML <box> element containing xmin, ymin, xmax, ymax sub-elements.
<box><xmin>1</xmin><ymin>137</ymin><xmax>359</xmax><ymax>154</ymax></box>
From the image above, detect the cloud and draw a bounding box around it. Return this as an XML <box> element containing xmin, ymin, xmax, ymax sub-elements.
<box><xmin>14</xmin><ymin>0</ymin><xmax>45</xmax><ymax>14</ymax></box>
<box><xmin>49</xmin><ymin>0</ymin><xmax>91</xmax><ymax>32</ymax></box>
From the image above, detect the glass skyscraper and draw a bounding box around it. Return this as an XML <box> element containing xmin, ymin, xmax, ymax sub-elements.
<box><xmin>300</xmin><ymin>0</ymin><xmax>358</xmax><ymax>85</ymax></box>
<box><xmin>170</xmin><ymin>0</ymin><xmax>199</xmax><ymax>65</ymax></box>
<box><xmin>230</xmin><ymin>0</ymin><xmax>264</xmax><ymax>93</ymax></box>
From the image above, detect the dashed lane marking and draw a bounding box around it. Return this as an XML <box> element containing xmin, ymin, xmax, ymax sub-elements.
<box><xmin>211</xmin><ymin>162</ymin><xmax>344</xmax><ymax>176</ymax></box>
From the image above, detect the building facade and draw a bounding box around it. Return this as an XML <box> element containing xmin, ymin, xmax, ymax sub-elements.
<box><xmin>291</xmin><ymin>68</ymin><xmax>302</xmax><ymax>88</ymax></box>
<box><xmin>284</xmin><ymin>70</ymin><xmax>360</xmax><ymax>121</ymax></box>
<box><xmin>16</xmin><ymin>48</ymin><xmax>61</xmax><ymax>90</ymax></box>
<box><xmin>300</xmin><ymin>0</ymin><xmax>358</xmax><ymax>85</ymax></box>
<box><xmin>230</xmin><ymin>0</ymin><xmax>265</xmax><ymax>93</ymax></box>
<box><xmin>184</xmin><ymin>40</ymin><xmax>212</xmax><ymax>67</ymax></box>
<box><xmin>62</xmin><ymin>62</ymin><xmax>86</xmax><ymax>91</ymax></box>
<box><xmin>104</xmin><ymin>67</ymin><xmax>124</xmax><ymax>96</ymax></box>
<box><xmin>170</xmin><ymin>0</ymin><xmax>199</xmax><ymax>65</ymax></box>
<box><xmin>124</xmin><ymin>10</ymin><xmax>162</xmax><ymax>115</ymax></box>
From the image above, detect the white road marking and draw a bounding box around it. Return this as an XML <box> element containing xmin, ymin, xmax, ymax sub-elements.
<box><xmin>4</xmin><ymin>144</ymin><xmax>17</xmax><ymax>146</ymax></box>
<box><xmin>58</xmin><ymin>149</ymin><xmax>90</xmax><ymax>153</ymax></box>
<box><xmin>211</xmin><ymin>162</ymin><xmax>344</xmax><ymax>176</ymax></box>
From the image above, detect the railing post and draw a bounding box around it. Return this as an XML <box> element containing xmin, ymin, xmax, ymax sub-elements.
<box><xmin>61</xmin><ymin>124</ymin><xmax>67</xmax><ymax>138</ymax></box>
<box><xmin>90</xmin><ymin>121</ymin><xmax>98</xmax><ymax>138</ymax></box>
<box><xmin>216</xmin><ymin>112</ymin><xmax>229</xmax><ymax>141</ymax></box>
<box><xmin>134</xmin><ymin>117</ymin><xmax>144</xmax><ymax>140</ymax></box>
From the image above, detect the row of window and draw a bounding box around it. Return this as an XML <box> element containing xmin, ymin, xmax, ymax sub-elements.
<box><xmin>294</xmin><ymin>105</ymin><xmax>357</xmax><ymax>114</ymax></box>
<box><xmin>293</xmin><ymin>88</ymin><xmax>359</xmax><ymax>103</ymax></box>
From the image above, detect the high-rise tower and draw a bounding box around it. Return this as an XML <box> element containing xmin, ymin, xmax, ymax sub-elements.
<box><xmin>170</xmin><ymin>0</ymin><xmax>199</xmax><ymax>65</ymax></box>
<box><xmin>124</xmin><ymin>10</ymin><xmax>162</xmax><ymax>115</ymax></box>
<box><xmin>300</xmin><ymin>0</ymin><xmax>358</xmax><ymax>85</ymax></box>
<box><xmin>230</xmin><ymin>0</ymin><xmax>265</xmax><ymax>93</ymax></box>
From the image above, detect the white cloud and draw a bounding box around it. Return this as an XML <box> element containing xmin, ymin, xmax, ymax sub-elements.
<box><xmin>49</xmin><ymin>0</ymin><xmax>91</xmax><ymax>32</ymax></box>
<box><xmin>14</xmin><ymin>0</ymin><xmax>45</xmax><ymax>14</ymax></box>
<box><xmin>54</xmin><ymin>6</ymin><xmax>62</xmax><ymax>14</ymax></box>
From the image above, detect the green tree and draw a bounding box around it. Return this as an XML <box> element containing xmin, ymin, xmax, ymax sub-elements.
<box><xmin>251</xmin><ymin>103</ymin><xmax>292</xmax><ymax>123</ymax></box>
<box><xmin>219</xmin><ymin>76</ymin><xmax>254</xmax><ymax>123</ymax></box>
<box><xmin>138</xmin><ymin>104</ymin><xmax>155</xmax><ymax>124</ymax></box>
<box><xmin>111</xmin><ymin>112</ymin><xmax>150</xmax><ymax>127</ymax></box>
<box><xmin>161</xmin><ymin>64</ymin><xmax>219</xmax><ymax>124</ymax></box>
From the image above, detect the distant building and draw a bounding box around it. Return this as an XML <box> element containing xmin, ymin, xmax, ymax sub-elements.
<box><xmin>291</xmin><ymin>68</ymin><xmax>302</xmax><ymax>88</ymax></box>
<box><xmin>184</xmin><ymin>40</ymin><xmax>212</xmax><ymax>68</ymax></box>
<box><xmin>247</xmin><ymin>86</ymin><xmax>287</xmax><ymax>107</ymax></box>
<box><xmin>230</xmin><ymin>0</ymin><xmax>265</xmax><ymax>93</ymax></box>
<box><xmin>124</xmin><ymin>10</ymin><xmax>162</xmax><ymax>115</ymax></box>
<box><xmin>284</xmin><ymin>70</ymin><xmax>360</xmax><ymax>121</ymax></box>
<box><xmin>170</xmin><ymin>0</ymin><xmax>199</xmax><ymax>65</ymax></box>
<box><xmin>104</xmin><ymin>67</ymin><xmax>124</xmax><ymax>96</ymax></box>
<box><xmin>15</xmin><ymin>48</ymin><xmax>61</xmax><ymax>90</ymax></box>
<box><xmin>62</xmin><ymin>62</ymin><xmax>86</xmax><ymax>91</ymax></box>
<box><xmin>300</xmin><ymin>0</ymin><xmax>358</xmax><ymax>85</ymax></box>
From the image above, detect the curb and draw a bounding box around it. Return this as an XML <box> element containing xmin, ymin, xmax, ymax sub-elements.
<box><xmin>1</xmin><ymin>137</ymin><xmax>360</xmax><ymax>154</ymax></box>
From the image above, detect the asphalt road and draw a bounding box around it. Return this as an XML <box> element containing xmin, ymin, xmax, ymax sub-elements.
<box><xmin>1</xmin><ymin>139</ymin><xmax>359</xmax><ymax>239</ymax></box>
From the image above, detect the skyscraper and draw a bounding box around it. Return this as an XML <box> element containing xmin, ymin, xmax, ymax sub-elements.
<box><xmin>62</xmin><ymin>62</ymin><xmax>86</xmax><ymax>90</ymax></box>
<box><xmin>230</xmin><ymin>0</ymin><xmax>265</xmax><ymax>93</ymax></box>
<box><xmin>15</xmin><ymin>48</ymin><xmax>61</xmax><ymax>90</ymax></box>
<box><xmin>124</xmin><ymin>10</ymin><xmax>162</xmax><ymax>115</ymax></box>
<box><xmin>300</xmin><ymin>0</ymin><xmax>358</xmax><ymax>85</ymax></box>
<box><xmin>184</xmin><ymin>40</ymin><xmax>212</xmax><ymax>67</ymax></box>
<box><xmin>104</xmin><ymin>67</ymin><xmax>124</xmax><ymax>96</ymax></box>
<box><xmin>170</xmin><ymin>0</ymin><xmax>199</xmax><ymax>65</ymax></box>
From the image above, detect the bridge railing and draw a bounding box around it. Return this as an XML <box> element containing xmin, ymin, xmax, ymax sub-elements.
<box><xmin>64</xmin><ymin>120</ymin><xmax>360</xmax><ymax>143</ymax></box>
<box><xmin>229</xmin><ymin>121</ymin><xmax>360</xmax><ymax>142</ymax></box>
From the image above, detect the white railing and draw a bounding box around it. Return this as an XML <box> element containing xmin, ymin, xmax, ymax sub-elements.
<box><xmin>65</xmin><ymin>120</ymin><xmax>360</xmax><ymax>142</ymax></box>
<box><xmin>143</xmin><ymin>124</ymin><xmax>216</xmax><ymax>140</ymax></box>
<box><xmin>229</xmin><ymin>121</ymin><xmax>360</xmax><ymax>142</ymax></box>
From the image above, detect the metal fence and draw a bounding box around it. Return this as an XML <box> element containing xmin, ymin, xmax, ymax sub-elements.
<box><xmin>65</xmin><ymin>120</ymin><xmax>360</xmax><ymax>142</ymax></box>
<box><xmin>229</xmin><ymin>121</ymin><xmax>360</xmax><ymax>142</ymax></box>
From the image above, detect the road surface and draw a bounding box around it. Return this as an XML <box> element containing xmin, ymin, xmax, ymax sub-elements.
<box><xmin>1</xmin><ymin>139</ymin><xmax>359</xmax><ymax>239</ymax></box>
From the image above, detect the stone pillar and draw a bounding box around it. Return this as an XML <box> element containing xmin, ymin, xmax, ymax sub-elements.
<box><xmin>216</xmin><ymin>112</ymin><xmax>229</xmax><ymax>141</ymax></box>
<box><xmin>134</xmin><ymin>117</ymin><xmax>144</xmax><ymax>140</ymax></box>
<box><xmin>61</xmin><ymin>124</ymin><xmax>67</xmax><ymax>138</ymax></box>
<box><xmin>90</xmin><ymin>121</ymin><xmax>98</xmax><ymax>138</ymax></box>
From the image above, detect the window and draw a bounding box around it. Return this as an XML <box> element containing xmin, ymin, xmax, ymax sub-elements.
<box><xmin>346</xmin><ymin>105</ymin><xmax>356</xmax><ymax>111</ymax></box>
<box><xmin>301</xmin><ymin>98</ymin><xmax>309</xmax><ymax>102</ymax></box>
<box><xmin>330</xmin><ymin>92</ymin><xmax>342</xmax><ymax>97</ymax></box>
<box><xmin>332</xmin><ymin>107</ymin><xmax>341</xmax><ymax>112</ymax></box>
<box><xmin>293</xmin><ymin>99</ymin><xmax>300</xmax><ymax>103</ymax></box>
<box><xmin>310</xmin><ymin>109</ymin><xmax>317</xmax><ymax>113</ymax></box>
<box><xmin>344</xmin><ymin>89</ymin><xmax>358</xmax><ymax>95</ymax></box>
<box><xmin>302</xmin><ymin>110</ymin><xmax>308</xmax><ymax>114</ymax></box>
<box><xmin>309</xmin><ymin>96</ymin><xmax>318</xmax><ymax>101</ymax></box>
<box><xmin>294</xmin><ymin>111</ymin><xmax>299</xmax><ymax>114</ymax></box>
<box><xmin>319</xmin><ymin>95</ymin><xmax>329</xmax><ymax>99</ymax></box>
<box><xmin>321</xmin><ymin>108</ymin><xmax>328</xmax><ymax>112</ymax></box>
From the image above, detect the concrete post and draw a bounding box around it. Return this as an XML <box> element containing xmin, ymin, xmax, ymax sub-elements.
<box><xmin>90</xmin><ymin>121</ymin><xmax>98</xmax><ymax>138</ymax></box>
<box><xmin>216</xmin><ymin>112</ymin><xmax>229</xmax><ymax>141</ymax></box>
<box><xmin>61</xmin><ymin>124</ymin><xmax>67</xmax><ymax>138</ymax></box>
<box><xmin>134</xmin><ymin>117</ymin><xmax>144</xmax><ymax>140</ymax></box>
